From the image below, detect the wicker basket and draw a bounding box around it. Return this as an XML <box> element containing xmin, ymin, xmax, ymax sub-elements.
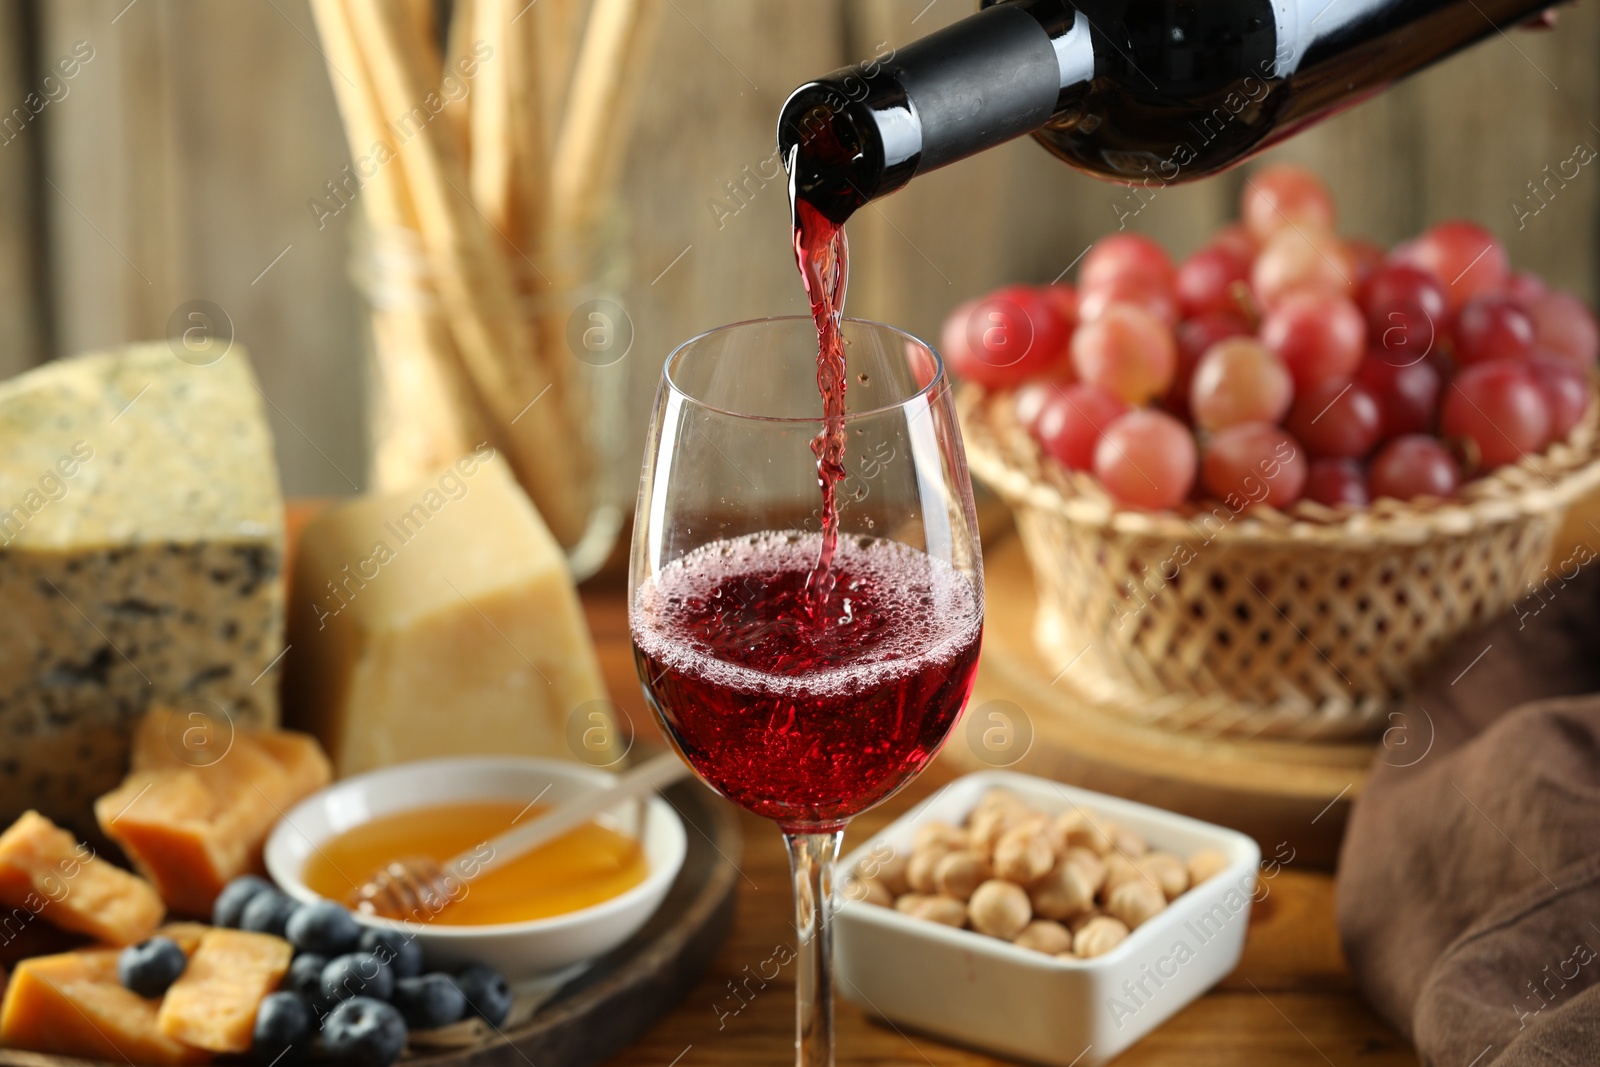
<box><xmin>960</xmin><ymin>385</ymin><xmax>1600</xmax><ymax>741</ymax></box>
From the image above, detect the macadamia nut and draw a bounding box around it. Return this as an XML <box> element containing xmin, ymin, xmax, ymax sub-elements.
<box><xmin>1073</xmin><ymin>915</ymin><xmax>1130</xmax><ymax>958</ymax></box>
<box><xmin>993</xmin><ymin>825</ymin><xmax>1055</xmax><ymax>885</ymax></box>
<box><xmin>1062</xmin><ymin>847</ymin><xmax>1106</xmax><ymax>893</ymax></box>
<box><xmin>1056</xmin><ymin>810</ymin><xmax>1116</xmax><ymax>856</ymax></box>
<box><xmin>968</xmin><ymin>879</ymin><xmax>1032</xmax><ymax>940</ymax></box>
<box><xmin>1030</xmin><ymin>859</ymin><xmax>1096</xmax><ymax>920</ymax></box>
<box><xmin>1106</xmin><ymin>878</ymin><xmax>1166</xmax><ymax>929</ymax></box>
<box><xmin>900</xmin><ymin>894</ymin><xmax>968</xmax><ymax>927</ymax></box>
<box><xmin>1137</xmin><ymin>852</ymin><xmax>1189</xmax><ymax>900</ymax></box>
<box><xmin>844</xmin><ymin>877</ymin><xmax>893</xmax><ymax>907</ymax></box>
<box><xmin>907</xmin><ymin>847</ymin><xmax>948</xmax><ymax>894</ymax></box>
<box><xmin>934</xmin><ymin>850</ymin><xmax>992</xmax><ymax>901</ymax></box>
<box><xmin>874</xmin><ymin>850</ymin><xmax>911</xmax><ymax>896</ymax></box>
<box><xmin>1103</xmin><ymin>853</ymin><xmax>1141</xmax><ymax>893</ymax></box>
<box><xmin>1067</xmin><ymin>909</ymin><xmax>1106</xmax><ymax>935</ymax></box>
<box><xmin>1111</xmin><ymin>824</ymin><xmax>1149</xmax><ymax>858</ymax></box>
<box><xmin>915</xmin><ymin>820</ymin><xmax>968</xmax><ymax>854</ymax></box>
<box><xmin>1013</xmin><ymin>920</ymin><xmax>1073</xmax><ymax>955</ymax></box>
<box><xmin>966</xmin><ymin>804</ymin><xmax>1018</xmax><ymax>855</ymax></box>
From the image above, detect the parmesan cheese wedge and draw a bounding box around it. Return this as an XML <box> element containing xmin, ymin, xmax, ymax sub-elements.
<box><xmin>282</xmin><ymin>448</ymin><xmax>617</xmax><ymax>774</ymax></box>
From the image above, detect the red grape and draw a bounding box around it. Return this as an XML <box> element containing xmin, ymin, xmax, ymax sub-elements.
<box><xmin>944</xmin><ymin>285</ymin><xmax>1070</xmax><ymax>388</ymax></box>
<box><xmin>1305</xmin><ymin>458</ymin><xmax>1370</xmax><ymax>507</ymax></box>
<box><xmin>1189</xmin><ymin>336</ymin><xmax>1293</xmax><ymax>431</ymax></box>
<box><xmin>1241</xmin><ymin>165</ymin><xmax>1336</xmax><ymax>242</ymax></box>
<box><xmin>1034</xmin><ymin>383</ymin><xmax>1130</xmax><ymax>471</ymax></box>
<box><xmin>1080</xmin><ymin>233</ymin><xmax>1175</xmax><ymax>291</ymax></box>
<box><xmin>1070</xmin><ymin>303</ymin><xmax>1177</xmax><ymax>404</ymax></box>
<box><xmin>1529</xmin><ymin>289</ymin><xmax>1599</xmax><ymax>368</ymax></box>
<box><xmin>941</xmin><ymin>299</ymin><xmax>981</xmax><ymax>373</ymax></box>
<box><xmin>1527</xmin><ymin>353</ymin><xmax>1593</xmax><ymax>440</ymax></box>
<box><xmin>1167</xmin><ymin>312</ymin><xmax>1250</xmax><ymax>418</ymax></box>
<box><xmin>1453</xmin><ymin>294</ymin><xmax>1535</xmax><ymax>365</ymax></box>
<box><xmin>1362</xmin><ymin>264</ymin><xmax>1448</xmax><ymax>366</ymax></box>
<box><xmin>1093</xmin><ymin>409</ymin><xmax>1197</xmax><ymax>510</ymax></box>
<box><xmin>1013</xmin><ymin>381</ymin><xmax>1055</xmax><ymax>433</ymax></box>
<box><xmin>1175</xmin><ymin>244</ymin><xmax>1252</xmax><ymax>317</ymax></box>
<box><xmin>1079</xmin><ymin>273</ymin><xmax>1179</xmax><ymax>326</ymax></box>
<box><xmin>1440</xmin><ymin>359</ymin><xmax>1552</xmax><ymax>469</ymax></box>
<box><xmin>1393</xmin><ymin>220</ymin><xmax>1509</xmax><ymax>311</ymax></box>
<box><xmin>1355</xmin><ymin>354</ymin><xmax>1442</xmax><ymax>438</ymax></box>
<box><xmin>1368</xmin><ymin>435</ymin><xmax>1460</xmax><ymax>501</ymax></box>
<box><xmin>1284</xmin><ymin>380</ymin><xmax>1383</xmax><ymax>458</ymax></box>
<box><xmin>1251</xmin><ymin>227</ymin><xmax>1356</xmax><ymax>308</ymax></box>
<box><xmin>1260</xmin><ymin>290</ymin><xmax>1367</xmax><ymax>391</ymax></box>
<box><xmin>1041</xmin><ymin>283</ymin><xmax>1080</xmax><ymax>330</ymax></box>
<box><xmin>1201</xmin><ymin>424</ymin><xmax>1309</xmax><ymax>509</ymax></box>
<box><xmin>1505</xmin><ymin>270</ymin><xmax>1548</xmax><ymax>309</ymax></box>
<box><xmin>1211</xmin><ymin>223</ymin><xmax>1259</xmax><ymax>264</ymax></box>
<box><xmin>1347</xmin><ymin>238</ymin><xmax>1387</xmax><ymax>290</ymax></box>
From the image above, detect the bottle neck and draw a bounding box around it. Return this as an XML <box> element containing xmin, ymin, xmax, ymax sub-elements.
<box><xmin>778</xmin><ymin>0</ymin><xmax>1088</xmax><ymax>224</ymax></box>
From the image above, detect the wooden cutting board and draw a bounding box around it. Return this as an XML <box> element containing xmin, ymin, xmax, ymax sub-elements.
<box><xmin>0</xmin><ymin>778</ymin><xmax>740</xmax><ymax>1067</ymax></box>
<box><xmin>941</xmin><ymin>535</ymin><xmax>1376</xmax><ymax>867</ymax></box>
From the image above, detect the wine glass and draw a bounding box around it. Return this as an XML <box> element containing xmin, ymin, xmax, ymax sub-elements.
<box><xmin>628</xmin><ymin>316</ymin><xmax>984</xmax><ymax>1066</ymax></box>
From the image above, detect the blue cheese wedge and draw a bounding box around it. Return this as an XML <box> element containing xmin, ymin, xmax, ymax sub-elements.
<box><xmin>0</xmin><ymin>343</ymin><xmax>284</xmax><ymax>836</ymax></box>
<box><xmin>282</xmin><ymin>449</ymin><xmax>616</xmax><ymax>774</ymax></box>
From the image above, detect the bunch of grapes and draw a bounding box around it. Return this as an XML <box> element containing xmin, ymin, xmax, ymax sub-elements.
<box><xmin>943</xmin><ymin>165</ymin><xmax>1599</xmax><ymax>512</ymax></box>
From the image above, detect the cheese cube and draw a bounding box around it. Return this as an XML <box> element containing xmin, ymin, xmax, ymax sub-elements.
<box><xmin>155</xmin><ymin>921</ymin><xmax>213</xmax><ymax>957</ymax></box>
<box><xmin>0</xmin><ymin>811</ymin><xmax>163</xmax><ymax>945</ymax></box>
<box><xmin>0</xmin><ymin>949</ymin><xmax>211</xmax><ymax>1065</ymax></box>
<box><xmin>156</xmin><ymin>928</ymin><xmax>292</xmax><ymax>1053</ymax></box>
<box><xmin>282</xmin><ymin>449</ymin><xmax>616</xmax><ymax>775</ymax></box>
<box><xmin>95</xmin><ymin>709</ymin><xmax>331</xmax><ymax>916</ymax></box>
<box><xmin>0</xmin><ymin>343</ymin><xmax>285</xmax><ymax>836</ymax></box>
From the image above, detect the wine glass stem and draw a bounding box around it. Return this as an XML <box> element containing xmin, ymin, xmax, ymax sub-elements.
<box><xmin>783</xmin><ymin>829</ymin><xmax>843</xmax><ymax>1067</ymax></box>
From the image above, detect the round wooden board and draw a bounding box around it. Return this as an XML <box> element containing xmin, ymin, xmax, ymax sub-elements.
<box><xmin>940</xmin><ymin>535</ymin><xmax>1377</xmax><ymax>867</ymax></box>
<box><xmin>0</xmin><ymin>779</ymin><xmax>740</xmax><ymax>1067</ymax></box>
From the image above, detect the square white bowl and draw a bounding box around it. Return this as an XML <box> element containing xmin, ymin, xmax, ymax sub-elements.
<box><xmin>835</xmin><ymin>770</ymin><xmax>1260</xmax><ymax>1066</ymax></box>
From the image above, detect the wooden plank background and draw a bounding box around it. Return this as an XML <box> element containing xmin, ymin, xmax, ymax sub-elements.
<box><xmin>0</xmin><ymin>0</ymin><xmax>1597</xmax><ymax>498</ymax></box>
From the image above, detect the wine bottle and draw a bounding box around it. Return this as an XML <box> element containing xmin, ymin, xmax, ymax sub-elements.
<box><xmin>779</xmin><ymin>0</ymin><xmax>1554</xmax><ymax>223</ymax></box>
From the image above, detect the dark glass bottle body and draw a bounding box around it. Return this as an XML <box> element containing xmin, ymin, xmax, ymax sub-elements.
<box><xmin>779</xmin><ymin>0</ymin><xmax>1554</xmax><ymax>223</ymax></box>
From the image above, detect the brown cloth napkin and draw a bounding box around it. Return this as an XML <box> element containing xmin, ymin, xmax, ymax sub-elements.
<box><xmin>1337</xmin><ymin>557</ymin><xmax>1600</xmax><ymax>1067</ymax></box>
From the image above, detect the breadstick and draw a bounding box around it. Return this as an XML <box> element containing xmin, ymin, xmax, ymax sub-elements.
<box><xmin>549</xmin><ymin>0</ymin><xmax>663</xmax><ymax>239</ymax></box>
<box><xmin>343</xmin><ymin>0</ymin><xmax>591</xmax><ymax>545</ymax></box>
<box><xmin>309</xmin><ymin>0</ymin><xmax>486</xmax><ymax>486</ymax></box>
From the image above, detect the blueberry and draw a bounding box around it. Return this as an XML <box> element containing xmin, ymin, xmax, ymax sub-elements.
<box><xmin>454</xmin><ymin>964</ymin><xmax>512</xmax><ymax>1027</ymax></box>
<box><xmin>240</xmin><ymin>890</ymin><xmax>299</xmax><ymax>937</ymax></box>
<box><xmin>286</xmin><ymin>953</ymin><xmax>328</xmax><ymax>1002</ymax></box>
<box><xmin>391</xmin><ymin>974</ymin><xmax>466</xmax><ymax>1030</ymax></box>
<box><xmin>285</xmin><ymin>900</ymin><xmax>361</xmax><ymax>956</ymax></box>
<box><xmin>321</xmin><ymin>952</ymin><xmax>394</xmax><ymax>1003</ymax></box>
<box><xmin>356</xmin><ymin>928</ymin><xmax>422</xmax><ymax>980</ymax></box>
<box><xmin>321</xmin><ymin>997</ymin><xmax>407</xmax><ymax>1067</ymax></box>
<box><xmin>213</xmin><ymin>875</ymin><xmax>273</xmax><ymax>928</ymax></box>
<box><xmin>117</xmin><ymin>937</ymin><xmax>186</xmax><ymax>998</ymax></box>
<box><xmin>251</xmin><ymin>991</ymin><xmax>313</xmax><ymax>1065</ymax></box>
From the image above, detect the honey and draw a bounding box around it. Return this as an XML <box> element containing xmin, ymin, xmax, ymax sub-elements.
<box><xmin>301</xmin><ymin>800</ymin><xmax>648</xmax><ymax>925</ymax></box>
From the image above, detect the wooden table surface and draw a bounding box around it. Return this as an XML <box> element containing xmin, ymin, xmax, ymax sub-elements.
<box><xmin>576</xmin><ymin>578</ymin><xmax>1420</xmax><ymax>1067</ymax></box>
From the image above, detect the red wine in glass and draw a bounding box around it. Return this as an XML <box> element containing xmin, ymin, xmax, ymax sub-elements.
<box><xmin>632</xmin><ymin>531</ymin><xmax>982</xmax><ymax>832</ymax></box>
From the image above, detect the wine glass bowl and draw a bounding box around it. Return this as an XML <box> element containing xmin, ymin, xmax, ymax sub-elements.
<box><xmin>628</xmin><ymin>315</ymin><xmax>984</xmax><ymax>1066</ymax></box>
<box><xmin>630</xmin><ymin>317</ymin><xmax>983</xmax><ymax>831</ymax></box>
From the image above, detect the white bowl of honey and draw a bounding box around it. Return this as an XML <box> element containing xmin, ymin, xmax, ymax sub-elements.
<box><xmin>263</xmin><ymin>756</ymin><xmax>687</xmax><ymax>977</ymax></box>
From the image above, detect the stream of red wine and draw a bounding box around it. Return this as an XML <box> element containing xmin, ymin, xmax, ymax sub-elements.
<box><xmin>791</xmin><ymin>196</ymin><xmax>849</xmax><ymax>612</ymax></box>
